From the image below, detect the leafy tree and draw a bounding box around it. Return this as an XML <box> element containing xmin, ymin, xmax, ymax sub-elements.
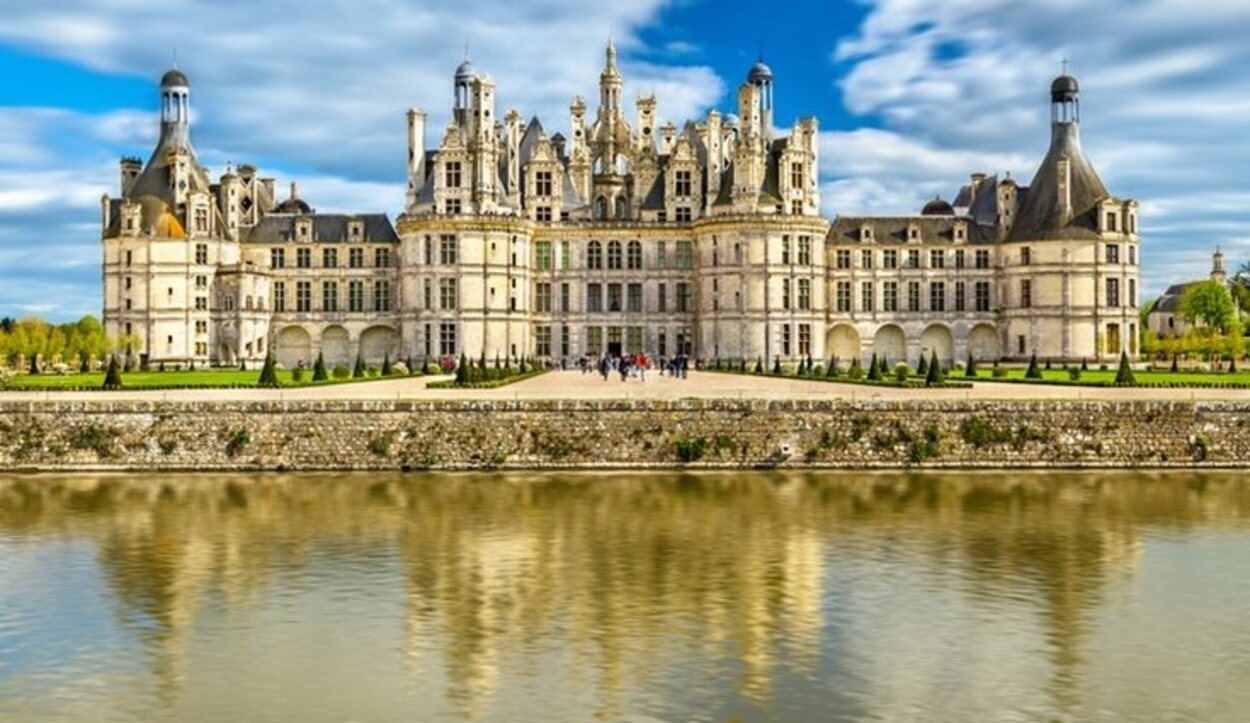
<box><xmin>102</xmin><ymin>355</ymin><xmax>123</xmax><ymax>390</ymax></box>
<box><xmin>1180</xmin><ymin>280</ymin><xmax>1238</xmax><ymax>334</ymax></box>
<box><xmin>312</xmin><ymin>352</ymin><xmax>328</xmax><ymax>381</ymax></box>
<box><xmin>258</xmin><ymin>353</ymin><xmax>280</xmax><ymax>387</ymax></box>
<box><xmin>1025</xmin><ymin>353</ymin><xmax>1042</xmax><ymax>379</ymax></box>
<box><xmin>1114</xmin><ymin>350</ymin><xmax>1137</xmax><ymax>385</ymax></box>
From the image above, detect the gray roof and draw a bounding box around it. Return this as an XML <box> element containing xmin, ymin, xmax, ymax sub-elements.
<box><xmin>1007</xmin><ymin>122</ymin><xmax>1110</xmax><ymax>242</ymax></box>
<box><xmin>828</xmin><ymin>215</ymin><xmax>995</xmax><ymax>245</ymax></box>
<box><xmin>161</xmin><ymin>68</ymin><xmax>188</xmax><ymax>87</ymax></box>
<box><xmin>245</xmin><ymin>213</ymin><xmax>398</xmax><ymax>243</ymax></box>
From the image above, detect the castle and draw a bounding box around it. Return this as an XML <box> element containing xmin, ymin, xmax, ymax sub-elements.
<box><xmin>100</xmin><ymin>44</ymin><xmax>1142</xmax><ymax>369</ymax></box>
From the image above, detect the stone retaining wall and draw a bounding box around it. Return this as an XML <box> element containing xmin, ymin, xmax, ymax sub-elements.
<box><xmin>0</xmin><ymin>399</ymin><xmax>1247</xmax><ymax>471</ymax></box>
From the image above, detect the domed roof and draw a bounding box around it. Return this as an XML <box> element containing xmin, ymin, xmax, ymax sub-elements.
<box><xmin>161</xmin><ymin>68</ymin><xmax>189</xmax><ymax>87</ymax></box>
<box><xmin>724</xmin><ymin>113</ymin><xmax>740</xmax><ymax>127</ymax></box>
<box><xmin>455</xmin><ymin>60</ymin><xmax>479</xmax><ymax>82</ymax></box>
<box><xmin>747</xmin><ymin>60</ymin><xmax>773</xmax><ymax>83</ymax></box>
<box><xmin>1051</xmin><ymin>74</ymin><xmax>1079</xmax><ymax>99</ymax></box>
<box><xmin>922</xmin><ymin>197</ymin><xmax>955</xmax><ymax>216</ymax></box>
<box><xmin>275</xmin><ymin>198</ymin><xmax>312</xmax><ymax>214</ymax></box>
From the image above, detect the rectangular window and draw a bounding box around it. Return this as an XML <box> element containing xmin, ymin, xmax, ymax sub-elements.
<box><xmin>423</xmin><ymin>279</ymin><xmax>432</xmax><ymax>309</ymax></box>
<box><xmin>930</xmin><ymin>249</ymin><xmax>945</xmax><ymax>269</ymax></box>
<box><xmin>676</xmin><ymin>282</ymin><xmax>692</xmax><ymax>312</ymax></box>
<box><xmin>1106</xmin><ymin>212</ymin><xmax>1118</xmax><ymax>232</ymax></box>
<box><xmin>439</xmin><ymin>278</ymin><xmax>457</xmax><ymax>310</ymax></box>
<box><xmin>195</xmin><ymin>243</ymin><xmax>208</xmax><ymax>265</ymax></box>
<box><xmin>445</xmin><ymin>161</ymin><xmax>462</xmax><ymax>189</ymax></box>
<box><xmin>586</xmin><ymin>326</ymin><xmax>603</xmax><ymax>355</ymax></box>
<box><xmin>674</xmin><ymin>170</ymin><xmax>692</xmax><ymax>197</ymax></box>
<box><xmin>1020</xmin><ymin>279</ymin><xmax>1032</xmax><ymax>308</ymax></box>
<box><xmin>975</xmin><ymin>281</ymin><xmax>991</xmax><ymax>312</ymax></box>
<box><xmin>930</xmin><ymin>281</ymin><xmax>946</xmax><ymax>312</ymax></box>
<box><xmin>782</xmin><ymin>278</ymin><xmax>792</xmax><ymax>310</ymax></box>
<box><xmin>536</xmin><ymin>325</ymin><xmax>552</xmax><ymax>357</ymax></box>
<box><xmin>860</xmin><ymin>249</ymin><xmax>873</xmax><ymax>269</ymax></box>
<box><xmin>444</xmin><ymin>198</ymin><xmax>462</xmax><ymax>214</ymax></box>
<box><xmin>439</xmin><ymin>235</ymin><xmax>457</xmax><ymax>265</ymax></box>
<box><xmin>1106</xmin><ymin>277</ymin><xmax>1120</xmax><ymax>307</ymax></box>
<box><xmin>782</xmin><ymin>325</ymin><xmax>792</xmax><ymax>356</ymax></box>
<box><xmin>1106</xmin><ymin>323</ymin><xmax>1121</xmax><ymax>355</ymax></box>
<box><xmin>560</xmin><ymin>241</ymin><xmax>571</xmax><ymax>270</ymax></box>
<box><xmin>375</xmin><ymin>248</ymin><xmax>390</xmax><ymax>268</ymax></box>
<box><xmin>439</xmin><ymin>323</ymin><xmax>457</xmax><ymax>357</ymax></box>
<box><xmin>297</xmin><ymin>248</ymin><xmax>311</xmax><ymax>269</ymax></box>
<box><xmin>1129</xmin><ymin>278</ymin><xmax>1137</xmax><ymax>308</ymax></box>
<box><xmin>1129</xmin><ymin>245</ymin><xmax>1137</xmax><ymax>265</ymax></box>
<box><xmin>322</xmin><ymin>281</ymin><xmax>338</xmax><ymax>312</ymax></box>
<box><xmin>798</xmin><ymin>323</ymin><xmax>811</xmax><ymax>357</ymax></box>
<box><xmin>908</xmin><ymin>281</ymin><xmax>921</xmax><ymax>312</ymax></box>
<box><xmin>883</xmin><ymin>281</ymin><xmax>898</xmax><ymax>312</ymax></box>
<box><xmin>791</xmin><ymin>162</ymin><xmax>804</xmax><ymax>191</ymax></box>
<box><xmin>799</xmin><ymin>278</ymin><xmax>812</xmax><ymax>311</ymax></box>
<box><xmin>424</xmin><ymin>236</ymin><xmax>434</xmax><ymax>265</ymax></box>
<box><xmin>955</xmin><ymin>281</ymin><xmax>966</xmax><ymax>312</ymax></box>
<box><xmin>798</xmin><ymin>236</ymin><xmax>812</xmax><ymax>265</ymax></box>
<box><xmin>836</xmin><ymin>249</ymin><xmax>851</xmax><ymax>269</ymax></box>
<box><xmin>976</xmin><ymin>249</ymin><xmax>990</xmax><ymax>269</ymax></box>
<box><xmin>656</xmin><ymin>241</ymin><xmax>668</xmax><ymax>269</ymax></box>
<box><xmin>194</xmin><ymin>275</ymin><xmax>206</xmax><ymax>289</ymax></box>
<box><xmin>675</xmin><ymin>241</ymin><xmax>694</xmax><ymax>270</ymax></box>
<box><xmin>658</xmin><ymin>283</ymin><xmax>667</xmax><ymax>313</ymax></box>
<box><xmin>782</xmin><ymin>236</ymin><xmax>792</xmax><ymax>265</ymax></box>
<box><xmin>271</xmin><ymin>248</ymin><xmax>285</xmax><ymax>269</ymax></box>
<box><xmin>627</xmin><ymin>283</ymin><xmax>643</xmax><ymax>313</ymax></box>
<box><xmin>273</xmin><ymin>282</ymin><xmax>286</xmax><ymax>312</ymax></box>
<box><xmin>607</xmin><ymin>283</ymin><xmax>622</xmax><ymax>312</ymax></box>
<box><xmin>296</xmin><ymin>281</ymin><xmax>311</xmax><ymax>312</ymax></box>
<box><xmin>194</xmin><ymin>208</ymin><xmax>208</xmax><ymax>233</ymax></box>
<box><xmin>536</xmin><ymin>282</ymin><xmax>552</xmax><ymax>313</ymax></box>
<box><xmin>535</xmin><ymin>206</ymin><xmax>552</xmax><ymax>222</ymax></box>
<box><xmin>349</xmin><ymin>248</ymin><xmax>364</xmax><ymax>268</ymax></box>
<box><xmin>907</xmin><ymin>249</ymin><xmax>920</xmax><ymax>269</ymax></box>
<box><xmin>535</xmin><ymin>241</ymin><xmax>553</xmax><ymax>271</ymax></box>
<box><xmin>1021</xmin><ymin>247</ymin><xmax>1032</xmax><ymax>266</ymax></box>
<box><xmin>561</xmin><ymin>326</ymin><xmax>571</xmax><ymax>357</ymax></box>
<box><xmin>860</xmin><ymin>281</ymin><xmax>873</xmax><ymax>312</ymax></box>
<box><xmin>195</xmin><ymin>296</ymin><xmax>207</xmax><ymax>311</ymax></box>
<box><xmin>349</xmin><ymin>280</ymin><xmax>364</xmax><ymax>312</ymax></box>
<box><xmin>195</xmin><ymin>320</ymin><xmax>207</xmax><ymax>334</ymax></box>
<box><xmin>836</xmin><ymin>281</ymin><xmax>851</xmax><ymax>312</ymax></box>
<box><xmin>627</xmin><ymin>326</ymin><xmax>643</xmax><ymax>355</ymax></box>
<box><xmin>587</xmin><ymin>284</ymin><xmax>603</xmax><ymax>313</ymax></box>
<box><xmin>535</xmin><ymin>170</ymin><xmax>553</xmax><ymax>196</ymax></box>
<box><xmin>560</xmin><ymin>282</ymin><xmax>570</xmax><ymax>312</ymax></box>
<box><xmin>373</xmin><ymin>281</ymin><xmax>390</xmax><ymax>312</ymax></box>
<box><xmin>323</xmin><ymin>248</ymin><xmax>337</xmax><ymax>268</ymax></box>
<box><xmin>1106</xmin><ymin>244</ymin><xmax>1120</xmax><ymax>264</ymax></box>
<box><xmin>675</xmin><ymin>207</ymin><xmax>692</xmax><ymax>223</ymax></box>
<box><xmin>882</xmin><ymin>249</ymin><xmax>898</xmax><ymax>269</ymax></box>
<box><xmin>955</xmin><ymin>249</ymin><xmax>965</xmax><ymax>269</ymax></box>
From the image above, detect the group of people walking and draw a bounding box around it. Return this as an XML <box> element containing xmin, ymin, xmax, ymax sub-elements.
<box><xmin>577</xmin><ymin>353</ymin><xmax>690</xmax><ymax>382</ymax></box>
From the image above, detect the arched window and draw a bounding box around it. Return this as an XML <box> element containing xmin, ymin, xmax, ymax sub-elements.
<box><xmin>607</xmin><ymin>241</ymin><xmax>623</xmax><ymax>270</ymax></box>
<box><xmin>627</xmin><ymin>240</ymin><xmax>642</xmax><ymax>270</ymax></box>
<box><xmin>615</xmin><ymin>155</ymin><xmax>629</xmax><ymax>175</ymax></box>
<box><xmin>615</xmin><ymin>196</ymin><xmax>627</xmax><ymax>220</ymax></box>
<box><xmin>594</xmin><ymin>196</ymin><xmax>608</xmax><ymax>220</ymax></box>
<box><xmin>587</xmin><ymin>241</ymin><xmax>603</xmax><ymax>270</ymax></box>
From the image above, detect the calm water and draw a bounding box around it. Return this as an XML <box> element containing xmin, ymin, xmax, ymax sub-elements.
<box><xmin>1</xmin><ymin>473</ymin><xmax>1249</xmax><ymax>722</ymax></box>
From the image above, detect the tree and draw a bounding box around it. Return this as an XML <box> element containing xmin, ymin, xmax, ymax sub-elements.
<box><xmin>1025</xmin><ymin>353</ymin><xmax>1042</xmax><ymax>379</ymax></box>
<box><xmin>772</xmin><ymin>357</ymin><xmax>782</xmax><ymax>375</ymax></box>
<box><xmin>965</xmin><ymin>353</ymin><xmax>978</xmax><ymax>378</ymax></box>
<box><xmin>353</xmin><ymin>353</ymin><xmax>366</xmax><ymax>379</ymax></box>
<box><xmin>1114</xmin><ymin>350</ymin><xmax>1137</xmax><ymax>385</ymax></box>
<box><xmin>754</xmin><ymin>357</ymin><xmax>764</xmax><ymax>374</ymax></box>
<box><xmin>1170</xmin><ymin>354</ymin><xmax>1179</xmax><ymax>373</ymax></box>
<box><xmin>258</xmin><ymin>353</ymin><xmax>281</xmax><ymax>387</ymax></box>
<box><xmin>925</xmin><ymin>350</ymin><xmax>942</xmax><ymax>387</ymax></box>
<box><xmin>1180</xmin><ymin>280</ymin><xmax>1238</xmax><ymax>334</ymax></box>
<box><xmin>382</xmin><ymin>353</ymin><xmax>393</xmax><ymax>376</ymax></box>
<box><xmin>455</xmin><ymin>352</ymin><xmax>469</xmax><ymax>385</ymax></box>
<box><xmin>867</xmin><ymin>353</ymin><xmax>882</xmax><ymax>381</ymax></box>
<box><xmin>826</xmin><ymin>358</ymin><xmax>839</xmax><ymax>378</ymax></box>
<box><xmin>312</xmin><ymin>352</ymin><xmax>328</xmax><ymax>381</ymax></box>
<box><xmin>916</xmin><ymin>353</ymin><xmax>928</xmax><ymax>378</ymax></box>
<box><xmin>102</xmin><ymin>355</ymin><xmax>123</xmax><ymax>390</ymax></box>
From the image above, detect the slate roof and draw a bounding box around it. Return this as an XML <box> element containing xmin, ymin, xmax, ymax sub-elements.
<box><xmin>827</xmin><ymin>215</ymin><xmax>996</xmax><ymax>245</ymax></box>
<box><xmin>1007</xmin><ymin>123</ymin><xmax>1110</xmax><ymax>242</ymax></box>
<box><xmin>244</xmin><ymin>213</ymin><xmax>398</xmax><ymax>243</ymax></box>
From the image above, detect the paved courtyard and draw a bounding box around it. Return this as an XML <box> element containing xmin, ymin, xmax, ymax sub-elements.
<box><xmin>3</xmin><ymin>370</ymin><xmax>1250</xmax><ymax>402</ymax></box>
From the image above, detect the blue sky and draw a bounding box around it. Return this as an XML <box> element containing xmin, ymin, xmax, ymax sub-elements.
<box><xmin>2</xmin><ymin>0</ymin><xmax>1249</xmax><ymax>320</ymax></box>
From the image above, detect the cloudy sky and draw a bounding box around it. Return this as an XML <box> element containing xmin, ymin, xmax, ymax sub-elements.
<box><xmin>1</xmin><ymin>0</ymin><xmax>1248</xmax><ymax>320</ymax></box>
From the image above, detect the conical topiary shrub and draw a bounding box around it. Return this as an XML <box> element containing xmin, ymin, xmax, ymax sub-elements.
<box><xmin>455</xmin><ymin>353</ymin><xmax>469</xmax><ymax>385</ymax></box>
<box><xmin>1114</xmin><ymin>350</ymin><xmax>1136</xmax><ymax>386</ymax></box>
<box><xmin>258</xmin><ymin>353</ymin><xmax>280</xmax><ymax>388</ymax></box>
<box><xmin>867</xmin><ymin>353</ymin><xmax>882</xmax><ymax>381</ymax></box>
<box><xmin>754</xmin><ymin>357</ymin><xmax>764</xmax><ymax>374</ymax></box>
<box><xmin>826</xmin><ymin>358</ymin><xmax>838</xmax><ymax>378</ymax></box>
<box><xmin>353</xmin><ymin>353</ymin><xmax>366</xmax><ymax>379</ymax></box>
<box><xmin>382</xmin><ymin>353</ymin><xmax>393</xmax><ymax>376</ymax></box>
<box><xmin>848</xmin><ymin>357</ymin><xmax>863</xmax><ymax>379</ymax></box>
<box><xmin>1080</xmin><ymin>357</ymin><xmax>1089</xmax><ymax>372</ymax></box>
<box><xmin>1025</xmin><ymin>353</ymin><xmax>1042</xmax><ymax>379</ymax></box>
<box><xmin>102</xmin><ymin>355</ymin><xmax>123</xmax><ymax>390</ymax></box>
<box><xmin>965</xmin><ymin>353</ymin><xmax>978</xmax><ymax>378</ymax></box>
<box><xmin>925</xmin><ymin>350</ymin><xmax>942</xmax><ymax>387</ymax></box>
<box><xmin>772</xmin><ymin>358</ymin><xmax>782</xmax><ymax>375</ymax></box>
<box><xmin>916</xmin><ymin>353</ymin><xmax>928</xmax><ymax>378</ymax></box>
<box><xmin>1170</xmin><ymin>355</ymin><xmax>1179</xmax><ymax>373</ymax></box>
<box><xmin>312</xmin><ymin>352</ymin><xmax>328</xmax><ymax>382</ymax></box>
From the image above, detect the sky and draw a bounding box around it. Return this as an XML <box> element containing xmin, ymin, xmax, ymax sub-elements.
<box><xmin>2</xmin><ymin>0</ymin><xmax>1249</xmax><ymax>321</ymax></box>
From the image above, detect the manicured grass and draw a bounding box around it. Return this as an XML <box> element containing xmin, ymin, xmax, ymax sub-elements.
<box><xmin>1</xmin><ymin>369</ymin><xmax>426</xmax><ymax>390</ymax></box>
<box><xmin>966</xmin><ymin>367</ymin><xmax>1250</xmax><ymax>387</ymax></box>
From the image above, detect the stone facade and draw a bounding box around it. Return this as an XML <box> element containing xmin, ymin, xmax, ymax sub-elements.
<box><xmin>2</xmin><ymin>400</ymin><xmax>1246</xmax><ymax>471</ymax></box>
<box><xmin>101</xmin><ymin>51</ymin><xmax>1140</xmax><ymax>371</ymax></box>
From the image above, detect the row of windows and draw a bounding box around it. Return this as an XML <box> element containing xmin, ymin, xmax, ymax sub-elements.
<box><xmin>271</xmin><ymin>247</ymin><xmax>391</xmax><ymax>269</ymax></box>
<box><xmin>272</xmin><ymin>280</ymin><xmax>392</xmax><ymax>313</ymax></box>
<box><xmin>583</xmin><ymin>282</ymin><xmax>693</xmax><ymax>313</ymax></box>
<box><xmin>834</xmin><ymin>280</ymin><xmax>994</xmax><ymax>313</ymax></box>
<box><xmin>779</xmin><ymin>324</ymin><xmax>814</xmax><ymax>358</ymax></box>
<box><xmin>835</xmin><ymin>247</ymin><xmax>993</xmax><ymax>271</ymax></box>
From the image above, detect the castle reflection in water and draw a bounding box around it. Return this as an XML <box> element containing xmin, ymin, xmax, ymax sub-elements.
<box><xmin>1</xmin><ymin>473</ymin><xmax>1248</xmax><ymax>721</ymax></box>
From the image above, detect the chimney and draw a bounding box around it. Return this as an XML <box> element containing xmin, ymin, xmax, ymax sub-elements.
<box><xmin>407</xmin><ymin>109</ymin><xmax>427</xmax><ymax>207</ymax></box>
<box><xmin>119</xmin><ymin>157</ymin><xmax>142</xmax><ymax>196</ymax></box>
<box><xmin>1056</xmin><ymin>158</ymin><xmax>1072</xmax><ymax>222</ymax></box>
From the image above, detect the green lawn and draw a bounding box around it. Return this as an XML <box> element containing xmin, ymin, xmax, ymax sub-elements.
<box><xmin>964</xmin><ymin>368</ymin><xmax>1250</xmax><ymax>386</ymax></box>
<box><xmin>2</xmin><ymin>369</ymin><xmax>438</xmax><ymax>390</ymax></box>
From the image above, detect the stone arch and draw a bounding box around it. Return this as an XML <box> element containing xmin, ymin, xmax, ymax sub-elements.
<box><xmin>359</xmin><ymin>325</ymin><xmax>399</xmax><ymax>365</ymax></box>
<box><xmin>275</xmin><ymin>326</ymin><xmax>312</xmax><ymax>369</ymax></box>
<box><xmin>826</xmin><ymin>324</ymin><xmax>861</xmax><ymax>363</ymax></box>
<box><xmin>218</xmin><ymin>343</ymin><xmax>235</xmax><ymax>367</ymax></box>
<box><xmin>873</xmin><ymin>324</ymin><xmax>906</xmax><ymax>365</ymax></box>
<box><xmin>921</xmin><ymin>323</ymin><xmax>955</xmax><ymax>366</ymax></box>
<box><xmin>321</xmin><ymin>325</ymin><xmax>350</xmax><ymax>366</ymax></box>
<box><xmin>968</xmin><ymin>323</ymin><xmax>1001</xmax><ymax>362</ymax></box>
<box><xmin>594</xmin><ymin>196</ymin><xmax>608</xmax><ymax>220</ymax></box>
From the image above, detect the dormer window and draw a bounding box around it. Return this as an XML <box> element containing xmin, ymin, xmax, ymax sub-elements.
<box><xmin>674</xmin><ymin>170</ymin><xmax>692</xmax><ymax>197</ymax></box>
<box><xmin>860</xmin><ymin>226</ymin><xmax>874</xmax><ymax>242</ymax></box>
<box><xmin>535</xmin><ymin>170</ymin><xmax>553</xmax><ymax>197</ymax></box>
<box><xmin>349</xmin><ymin>221</ymin><xmax>363</xmax><ymax>240</ymax></box>
<box><xmin>1105</xmin><ymin>211</ymin><xmax>1118</xmax><ymax>232</ymax></box>
<box><xmin>907</xmin><ymin>225</ymin><xmax>919</xmax><ymax>241</ymax></box>
<box><xmin>954</xmin><ymin>223</ymin><xmax>967</xmax><ymax>242</ymax></box>
<box><xmin>445</xmin><ymin>161</ymin><xmax>462</xmax><ymax>189</ymax></box>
